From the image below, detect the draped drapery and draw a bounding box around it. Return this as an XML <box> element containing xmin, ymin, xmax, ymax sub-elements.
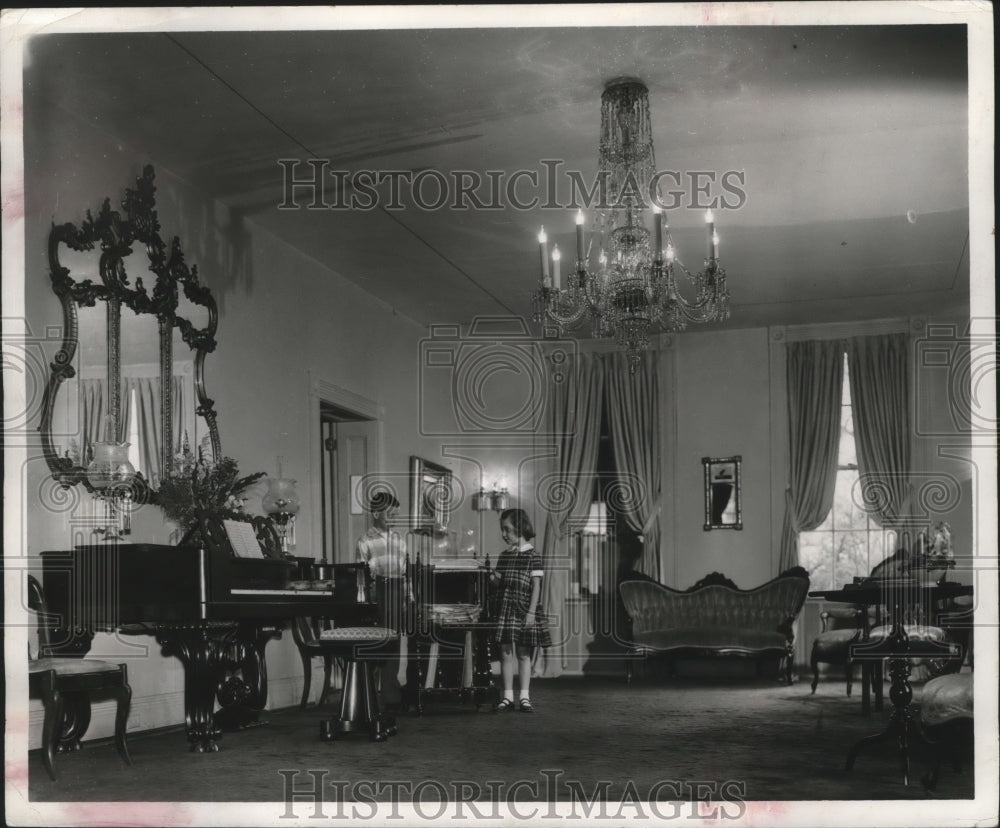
<box><xmin>603</xmin><ymin>350</ymin><xmax>662</xmax><ymax>581</ymax></box>
<box><xmin>121</xmin><ymin>376</ymin><xmax>162</xmax><ymax>483</ymax></box>
<box><xmin>79</xmin><ymin>378</ymin><xmax>108</xmax><ymax>462</ymax></box>
<box><xmin>779</xmin><ymin>340</ymin><xmax>844</xmax><ymax>571</ymax></box>
<box><xmin>537</xmin><ymin>353</ymin><xmax>605</xmax><ymax>677</ymax></box>
<box><xmin>847</xmin><ymin>333</ymin><xmax>911</xmax><ymax>527</ymax></box>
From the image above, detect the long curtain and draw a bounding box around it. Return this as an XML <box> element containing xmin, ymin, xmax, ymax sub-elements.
<box><xmin>603</xmin><ymin>350</ymin><xmax>662</xmax><ymax>581</ymax></box>
<box><xmin>848</xmin><ymin>333</ymin><xmax>911</xmax><ymax>527</ymax></box>
<box><xmin>537</xmin><ymin>353</ymin><xmax>605</xmax><ymax>677</ymax></box>
<box><xmin>121</xmin><ymin>376</ymin><xmax>162</xmax><ymax>483</ymax></box>
<box><xmin>79</xmin><ymin>378</ymin><xmax>108</xmax><ymax>463</ymax></box>
<box><xmin>779</xmin><ymin>340</ymin><xmax>844</xmax><ymax>571</ymax></box>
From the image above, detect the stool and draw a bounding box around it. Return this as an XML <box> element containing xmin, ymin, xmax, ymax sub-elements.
<box><xmin>919</xmin><ymin>673</ymin><xmax>973</xmax><ymax>790</ymax></box>
<box><xmin>318</xmin><ymin>627</ymin><xmax>398</xmax><ymax>742</ymax></box>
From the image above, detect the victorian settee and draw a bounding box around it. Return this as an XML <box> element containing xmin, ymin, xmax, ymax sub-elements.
<box><xmin>618</xmin><ymin>567</ymin><xmax>811</xmax><ymax>684</ymax></box>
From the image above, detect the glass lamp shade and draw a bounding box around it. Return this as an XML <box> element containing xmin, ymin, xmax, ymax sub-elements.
<box><xmin>86</xmin><ymin>441</ymin><xmax>136</xmax><ymax>491</ymax></box>
<box><xmin>262</xmin><ymin>477</ymin><xmax>301</xmax><ymax>517</ymax></box>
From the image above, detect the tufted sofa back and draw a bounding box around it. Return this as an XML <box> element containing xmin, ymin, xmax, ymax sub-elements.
<box><xmin>620</xmin><ymin>569</ymin><xmax>810</xmax><ymax>637</ymax></box>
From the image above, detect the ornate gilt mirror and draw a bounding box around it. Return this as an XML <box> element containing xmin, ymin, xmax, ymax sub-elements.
<box><xmin>40</xmin><ymin>165</ymin><xmax>220</xmax><ymax>498</ymax></box>
<box><xmin>703</xmin><ymin>456</ymin><xmax>742</xmax><ymax>531</ymax></box>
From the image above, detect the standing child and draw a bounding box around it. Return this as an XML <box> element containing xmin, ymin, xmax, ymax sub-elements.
<box><xmin>490</xmin><ymin>508</ymin><xmax>551</xmax><ymax>712</ymax></box>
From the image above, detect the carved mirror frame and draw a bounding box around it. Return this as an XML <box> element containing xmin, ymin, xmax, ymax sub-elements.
<box><xmin>703</xmin><ymin>455</ymin><xmax>743</xmax><ymax>531</ymax></box>
<box><xmin>40</xmin><ymin>165</ymin><xmax>221</xmax><ymax>496</ymax></box>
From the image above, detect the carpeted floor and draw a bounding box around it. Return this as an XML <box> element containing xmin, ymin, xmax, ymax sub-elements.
<box><xmin>27</xmin><ymin>674</ymin><xmax>974</xmax><ymax>805</ymax></box>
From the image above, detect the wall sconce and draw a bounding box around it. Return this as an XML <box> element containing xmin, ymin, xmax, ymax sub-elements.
<box><xmin>262</xmin><ymin>476</ymin><xmax>300</xmax><ymax>554</ymax></box>
<box><xmin>473</xmin><ymin>475</ymin><xmax>509</xmax><ymax>512</ymax></box>
<box><xmin>86</xmin><ymin>440</ymin><xmax>137</xmax><ymax>539</ymax></box>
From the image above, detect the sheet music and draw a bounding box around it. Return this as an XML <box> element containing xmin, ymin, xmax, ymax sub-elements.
<box><xmin>224</xmin><ymin>519</ymin><xmax>265</xmax><ymax>559</ymax></box>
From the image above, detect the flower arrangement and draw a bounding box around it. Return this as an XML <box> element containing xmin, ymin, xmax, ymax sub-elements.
<box><xmin>156</xmin><ymin>449</ymin><xmax>265</xmax><ymax>538</ymax></box>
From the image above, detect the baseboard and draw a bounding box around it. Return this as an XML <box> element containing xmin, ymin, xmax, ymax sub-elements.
<box><xmin>26</xmin><ymin>668</ymin><xmax>335</xmax><ymax>749</ymax></box>
<box><xmin>28</xmin><ymin>688</ymin><xmax>186</xmax><ymax>749</ymax></box>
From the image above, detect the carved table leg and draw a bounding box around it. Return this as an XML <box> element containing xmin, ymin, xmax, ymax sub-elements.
<box><xmin>846</xmin><ymin>653</ymin><xmax>935</xmax><ymax>785</ymax></box>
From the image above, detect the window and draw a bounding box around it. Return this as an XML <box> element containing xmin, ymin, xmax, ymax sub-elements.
<box><xmin>799</xmin><ymin>355</ymin><xmax>893</xmax><ymax>591</ymax></box>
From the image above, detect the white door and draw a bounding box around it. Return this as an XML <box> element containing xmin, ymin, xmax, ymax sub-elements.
<box><xmin>329</xmin><ymin>419</ymin><xmax>377</xmax><ymax>563</ymax></box>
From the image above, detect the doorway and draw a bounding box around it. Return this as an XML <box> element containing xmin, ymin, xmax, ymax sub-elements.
<box><xmin>319</xmin><ymin>402</ymin><xmax>378</xmax><ymax>563</ymax></box>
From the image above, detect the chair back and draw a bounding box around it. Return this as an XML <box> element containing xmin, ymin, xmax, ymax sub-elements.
<box><xmin>27</xmin><ymin>575</ymin><xmax>51</xmax><ymax>657</ymax></box>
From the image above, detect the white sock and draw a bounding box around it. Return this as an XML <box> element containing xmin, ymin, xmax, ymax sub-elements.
<box><xmin>519</xmin><ymin>691</ymin><xmax>530</xmax><ymax>702</ymax></box>
<box><xmin>503</xmin><ymin>689</ymin><xmax>514</xmax><ymax>701</ymax></box>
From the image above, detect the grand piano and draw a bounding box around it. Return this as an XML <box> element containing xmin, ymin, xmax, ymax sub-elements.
<box><xmin>41</xmin><ymin>534</ymin><xmax>374</xmax><ymax>753</ymax></box>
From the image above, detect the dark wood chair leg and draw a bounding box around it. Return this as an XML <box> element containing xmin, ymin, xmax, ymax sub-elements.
<box><xmin>845</xmin><ymin>660</ymin><xmax>854</xmax><ymax>697</ymax></box>
<box><xmin>299</xmin><ymin>649</ymin><xmax>313</xmax><ymax>708</ymax></box>
<box><xmin>318</xmin><ymin>656</ymin><xmax>335</xmax><ymax>707</ymax></box>
<box><xmin>113</xmin><ymin>666</ymin><xmax>133</xmax><ymax>766</ymax></box>
<box><xmin>39</xmin><ymin>672</ymin><xmax>62</xmax><ymax>781</ymax></box>
<box><xmin>810</xmin><ymin>645</ymin><xmax>820</xmax><ymax>693</ymax></box>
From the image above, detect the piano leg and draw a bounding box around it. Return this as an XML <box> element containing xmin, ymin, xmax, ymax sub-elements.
<box><xmin>215</xmin><ymin>624</ymin><xmax>282</xmax><ymax>732</ymax></box>
<box><xmin>156</xmin><ymin>624</ymin><xmax>249</xmax><ymax>753</ymax></box>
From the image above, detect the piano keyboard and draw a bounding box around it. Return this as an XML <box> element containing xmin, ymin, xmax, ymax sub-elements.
<box><xmin>231</xmin><ymin>588</ymin><xmax>334</xmax><ymax>596</ymax></box>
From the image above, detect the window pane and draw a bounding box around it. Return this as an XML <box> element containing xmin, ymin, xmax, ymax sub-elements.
<box><xmin>799</xmin><ymin>530</ymin><xmax>834</xmax><ymax>591</ymax></box>
<box><xmin>833</xmin><ymin>530</ymin><xmax>871</xmax><ymax>585</ymax></box>
<box><xmin>832</xmin><ymin>469</ymin><xmax>870</xmax><ymax>529</ymax></box>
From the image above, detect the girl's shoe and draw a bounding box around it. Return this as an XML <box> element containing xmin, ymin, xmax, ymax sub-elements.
<box><xmin>519</xmin><ymin>699</ymin><xmax>534</xmax><ymax>713</ymax></box>
<box><xmin>493</xmin><ymin>697</ymin><xmax>515</xmax><ymax>712</ymax></box>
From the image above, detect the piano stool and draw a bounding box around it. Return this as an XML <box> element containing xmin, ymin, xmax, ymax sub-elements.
<box><xmin>318</xmin><ymin>627</ymin><xmax>399</xmax><ymax>742</ymax></box>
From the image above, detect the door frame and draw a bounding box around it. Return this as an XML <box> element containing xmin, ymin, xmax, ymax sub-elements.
<box><xmin>307</xmin><ymin>375</ymin><xmax>383</xmax><ymax>562</ymax></box>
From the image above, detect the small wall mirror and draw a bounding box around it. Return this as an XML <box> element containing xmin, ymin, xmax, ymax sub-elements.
<box><xmin>409</xmin><ymin>456</ymin><xmax>453</xmax><ymax>535</ymax></box>
<box><xmin>703</xmin><ymin>456</ymin><xmax>742</xmax><ymax>531</ymax></box>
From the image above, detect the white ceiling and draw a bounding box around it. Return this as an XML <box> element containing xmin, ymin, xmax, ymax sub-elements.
<box><xmin>23</xmin><ymin>22</ymin><xmax>971</xmax><ymax>331</ymax></box>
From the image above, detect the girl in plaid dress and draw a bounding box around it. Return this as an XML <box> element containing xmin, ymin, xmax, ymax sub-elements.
<box><xmin>490</xmin><ymin>508</ymin><xmax>550</xmax><ymax>712</ymax></box>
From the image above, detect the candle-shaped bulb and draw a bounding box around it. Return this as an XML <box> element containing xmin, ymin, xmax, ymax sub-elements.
<box><xmin>551</xmin><ymin>244</ymin><xmax>562</xmax><ymax>290</ymax></box>
<box><xmin>666</xmin><ymin>243</ymin><xmax>675</xmax><ymax>262</ymax></box>
<box><xmin>652</xmin><ymin>204</ymin><xmax>663</xmax><ymax>261</ymax></box>
<box><xmin>538</xmin><ymin>226</ymin><xmax>550</xmax><ymax>284</ymax></box>
<box><xmin>599</xmin><ymin>248</ymin><xmax>607</xmax><ymax>266</ymax></box>
<box><xmin>711</xmin><ymin>231</ymin><xmax>720</xmax><ymax>260</ymax></box>
<box><xmin>704</xmin><ymin>209</ymin><xmax>715</xmax><ymax>224</ymax></box>
<box><xmin>575</xmin><ymin>210</ymin><xmax>584</xmax><ymax>226</ymax></box>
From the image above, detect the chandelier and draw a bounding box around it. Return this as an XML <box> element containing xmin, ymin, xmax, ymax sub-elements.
<box><xmin>532</xmin><ymin>78</ymin><xmax>730</xmax><ymax>372</ymax></box>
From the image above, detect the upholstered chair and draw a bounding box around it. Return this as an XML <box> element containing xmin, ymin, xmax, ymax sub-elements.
<box><xmin>809</xmin><ymin>604</ymin><xmax>865</xmax><ymax>695</ymax></box>
<box><xmin>27</xmin><ymin>575</ymin><xmax>132</xmax><ymax>780</ymax></box>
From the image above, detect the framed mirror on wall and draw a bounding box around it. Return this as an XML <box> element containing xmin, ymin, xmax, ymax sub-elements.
<box><xmin>40</xmin><ymin>164</ymin><xmax>221</xmax><ymax>499</ymax></box>
<box><xmin>703</xmin><ymin>456</ymin><xmax>742</xmax><ymax>531</ymax></box>
<box><xmin>409</xmin><ymin>455</ymin><xmax>454</xmax><ymax>542</ymax></box>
